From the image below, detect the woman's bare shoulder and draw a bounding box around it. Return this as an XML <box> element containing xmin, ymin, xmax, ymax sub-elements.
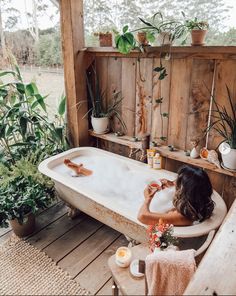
<box><xmin>165</xmin><ymin>210</ymin><xmax>192</xmax><ymax>226</ymax></box>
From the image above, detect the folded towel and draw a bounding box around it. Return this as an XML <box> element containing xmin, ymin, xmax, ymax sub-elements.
<box><xmin>146</xmin><ymin>249</ymin><xmax>196</xmax><ymax>295</ymax></box>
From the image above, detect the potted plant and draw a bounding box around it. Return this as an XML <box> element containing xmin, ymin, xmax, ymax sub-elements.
<box><xmin>138</xmin><ymin>12</ymin><xmax>186</xmax><ymax>46</ymax></box>
<box><xmin>0</xmin><ymin>155</ymin><xmax>54</xmax><ymax>237</ymax></box>
<box><xmin>85</xmin><ymin>69</ymin><xmax>126</xmax><ymax>134</ymax></box>
<box><xmin>137</xmin><ymin>30</ymin><xmax>155</xmax><ymax>46</ymax></box>
<box><xmin>94</xmin><ymin>31</ymin><xmax>113</xmax><ymax>47</ymax></box>
<box><xmin>207</xmin><ymin>86</ymin><xmax>236</xmax><ymax>170</ymax></box>
<box><xmin>114</xmin><ymin>25</ymin><xmax>136</xmax><ymax>54</ymax></box>
<box><xmin>183</xmin><ymin>15</ymin><xmax>209</xmax><ymax>46</ymax></box>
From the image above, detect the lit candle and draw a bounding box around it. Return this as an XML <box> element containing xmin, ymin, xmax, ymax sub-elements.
<box><xmin>115</xmin><ymin>247</ymin><xmax>132</xmax><ymax>268</ymax></box>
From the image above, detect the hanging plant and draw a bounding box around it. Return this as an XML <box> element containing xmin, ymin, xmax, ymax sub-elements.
<box><xmin>154</xmin><ymin>97</ymin><xmax>169</xmax><ymax>143</ymax></box>
<box><xmin>153</xmin><ymin>62</ymin><xmax>168</xmax><ymax>80</ymax></box>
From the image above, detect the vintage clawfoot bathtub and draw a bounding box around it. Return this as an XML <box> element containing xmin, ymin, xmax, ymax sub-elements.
<box><xmin>39</xmin><ymin>147</ymin><xmax>227</xmax><ymax>244</ymax></box>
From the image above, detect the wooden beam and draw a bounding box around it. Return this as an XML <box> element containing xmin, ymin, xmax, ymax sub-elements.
<box><xmin>184</xmin><ymin>199</ymin><xmax>236</xmax><ymax>295</ymax></box>
<box><xmin>60</xmin><ymin>0</ymin><xmax>88</xmax><ymax>147</ymax></box>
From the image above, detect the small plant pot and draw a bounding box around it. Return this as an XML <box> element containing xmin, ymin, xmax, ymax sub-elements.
<box><xmin>99</xmin><ymin>33</ymin><xmax>112</xmax><ymax>47</ymax></box>
<box><xmin>191</xmin><ymin>29</ymin><xmax>207</xmax><ymax>46</ymax></box>
<box><xmin>137</xmin><ymin>32</ymin><xmax>148</xmax><ymax>46</ymax></box>
<box><xmin>91</xmin><ymin>116</ymin><xmax>109</xmax><ymax>134</ymax></box>
<box><xmin>221</xmin><ymin>148</ymin><xmax>236</xmax><ymax>170</ymax></box>
<box><xmin>10</xmin><ymin>213</ymin><xmax>35</xmax><ymax>237</ymax></box>
<box><xmin>157</xmin><ymin>32</ymin><xmax>172</xmax><ymax>45</ymax></box>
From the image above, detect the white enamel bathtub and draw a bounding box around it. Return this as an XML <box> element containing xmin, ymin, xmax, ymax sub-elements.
<box><xmin>39</xmin><ymin>147</ymin><xmax>227</xmax><ymax>243</ymax></box>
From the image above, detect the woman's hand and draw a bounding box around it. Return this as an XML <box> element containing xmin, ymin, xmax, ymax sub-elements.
<box><xmin>144</xmin><ymin>185</ymin><xmax>161</xmax><ymax>202</ymax></box>
<box><xmin>160</xmin><ymin>179</ymin><xmax>175</xmax><ymax>189</ymax></box>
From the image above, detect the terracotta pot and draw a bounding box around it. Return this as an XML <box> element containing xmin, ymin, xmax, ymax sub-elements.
<box><xmin>10</xmin><ymin>213</ymin><xmax>35</xmax><ymax>237</ymax></box>
<box><xmin>91</xmin><ymin>116</ymin><xmax>109</xmax><ymax>134</ymax></box>
<box><xmin>221</xmin><ymin>148</ymin><xmax>236</xmax><ymax>170</ymax></box>
<box><xmin>191</xmin><ymin>30</ymin><xmax>207</xmax><ymax>46</ymax></box>
<box><xmin>137</xmin><ymin>32</ymin><xmax>148</xmax><ymax>46</ymax></box>
<box><xmin>99</xmin><ymin>33</ymin><xmax>112</xmax><ymax>47</ymax></box>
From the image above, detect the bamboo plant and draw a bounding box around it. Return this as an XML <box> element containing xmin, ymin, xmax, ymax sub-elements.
<box><xmin>0</xmin><ymin>63</ymin><xmax>69</xmax><ymax>163</ymax></box>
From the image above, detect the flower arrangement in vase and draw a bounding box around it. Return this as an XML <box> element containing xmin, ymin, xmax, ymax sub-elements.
<box><xmin>147</xmin><ymin>219</ymin><xmax>178</xmax><ymax>253</ymax></box>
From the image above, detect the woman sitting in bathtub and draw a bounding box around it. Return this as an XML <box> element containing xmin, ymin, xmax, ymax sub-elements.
<box><xmin>138</xmin><ymin>165</ymin><xmax>215</xmax><ymax>226</ymax></box>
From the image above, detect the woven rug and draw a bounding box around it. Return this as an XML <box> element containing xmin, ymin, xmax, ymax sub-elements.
<box><xmin>0</xmin><ymin>235</ymin><xmax>90</xmax><ymax>295</ymax></box>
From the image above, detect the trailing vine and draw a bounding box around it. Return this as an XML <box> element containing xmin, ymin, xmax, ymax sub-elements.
<box><xmin>153</xmin><ymin>50</ymin><xmax>170</xmax><ymax>144</ymax></box>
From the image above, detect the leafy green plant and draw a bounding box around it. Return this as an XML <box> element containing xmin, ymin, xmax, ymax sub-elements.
<box><xmin>184</xmin><ymin>16</ymin><xmax>209</xmax><ymax>31</ymax></box>
<box><xmin>114</xmin><ymin>25</ymin><xmax>136</xmax><ymax>54</ymax></box>
<box><xmin>138</xmin><ymin>12</ymin><xmax>186</xmax><ymax>44</ymax></box>
<box><xmin>207</xmin><ymin>85</ymin><xmax>236</xmax><ymax>149</ymax></box>
<box><xmin>85</xmin><ymin>68</ymin><xmax>127</xmax><ymax>132</ymax></box>
<box><xmin>0</xmin><ymin>63</ymin><xmax>68</xmax><ymax>163</ymax></box>
<box><xmin>0</xmin><ymin>151</ymin><xmax>54</xmax><ymax>228</ymax></box>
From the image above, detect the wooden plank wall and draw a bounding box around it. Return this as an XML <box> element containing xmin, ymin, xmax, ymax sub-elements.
<box><xmin>86</xmin><ymin>52</ymin><xmax>236</xmax><ymax>208</ymax></box>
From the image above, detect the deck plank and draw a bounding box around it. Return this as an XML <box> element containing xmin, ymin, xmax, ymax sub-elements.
<box><xmin>0</xmin><ymin>200</ymin><xmax>63</xmax><ymax>237</ymax></box>
<box><xmin>58</xmin><ymin>225</ymin><xmax>121</xmax><ymax>278</ymax></box>
<box><xmin>75</xmin><ymin>235</ymin><xmax>128</xmax><ymax>295</ymax></box>
<box><xmin>27</xmin><ymin>212</ymin><xmax>85</xmax><ymax>249</ymax></box>
<box><xmin>0</xmin><ymin>227</ymin><xmax>11</xmax><ymax>238</ymax></box>
<box><xmin>0</xmin><ymin>202</ymin><xmax>67</xmax><ymax>246</ymax></box>
<box><xmin>96</xmin><ymin>278</ymin><xmax>113</xmax><ymax>295</ymax></box>
<box><xmin>44</xmin><ymin>216</ymin><xmax>103</xmax><ymax>262</ymax></box>
<box><xmin>0</xmin><ymin>200</ymin><xmax>130</xmax><ymax>295</ymax></box>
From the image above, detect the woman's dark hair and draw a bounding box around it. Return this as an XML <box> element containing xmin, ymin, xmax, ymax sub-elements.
<box><xmin>173</xmin><ymin>165</ymin><xmax>215</xmax><ymax>222</ymax></box>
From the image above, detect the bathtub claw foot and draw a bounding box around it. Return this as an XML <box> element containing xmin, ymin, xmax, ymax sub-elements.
<box><xmin>67</xmin><ymin>205</ymin><xmax>80</xmax><ymax>219</ymax></box>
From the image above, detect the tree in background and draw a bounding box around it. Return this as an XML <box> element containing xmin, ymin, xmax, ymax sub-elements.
<box><xmin>36</xmin><ymin>27</ymin><xmax>62</xmax><ymax>66</ymax></box>
<box><xmin>5</xmin><ymin>30</ymin><xmax>35</xmax><ymax>64</ymax></box>
<box><xmin>0</xmin><ymin>0</ymin><xmax>19</xmax><ymax>62</ymax></box>
<box><xmin>84</xmin><ymin>0</ymin><xmax>234</xmax><ymax>46</ymax></box>
<box><xmin>24</xmin><ymin>0</ymin><xmax>50</xmax><ymax>42</ymax></box>
<box><xmin>0</xmin><ymin>0</ymin><xmax>61</xmax><ymax>67</ymax></box>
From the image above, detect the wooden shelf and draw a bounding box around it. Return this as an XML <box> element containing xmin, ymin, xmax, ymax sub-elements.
<box><xmin>85</xmin><ymin>46</ymin><xmax>236</xmax><ymax>59</ymax></box>
<box><xmin>89</xmin><ymin>130</ymin><xmax>142</xmax><ymax>149</ymax></box>
<box><xmin>86</xmin><ymin>46</ymin><xmax>236</xmax><ymax>54</ymax></box>
<box><xmin>89</xmin><ymin>131</ymin><xmax>236</xmax><ymax>177</ymax></box>
<box><xmin>155</xmin><ymin>146</ymin><xmax>236</xmax><ymax>178</ymax></box>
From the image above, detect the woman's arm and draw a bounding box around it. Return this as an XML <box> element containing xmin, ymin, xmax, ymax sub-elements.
<box><xmin>137</xmin><ymin>186</ymin><xmax>192</xmax><ymax>226</ymax></box>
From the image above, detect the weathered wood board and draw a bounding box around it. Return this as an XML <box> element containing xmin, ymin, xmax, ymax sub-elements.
<box><xmin>83</xmin><ymin>51</ymin><xmax>236</xmax><ymax>207</ymax></box>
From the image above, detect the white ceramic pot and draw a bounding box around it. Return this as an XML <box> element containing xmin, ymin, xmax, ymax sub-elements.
<box><xmin>221</xmin><ymin>148</ymin><xmax>236</xmax><ymax>170</ymax></box>
<box><xmin>157</xmin><ymin>32</ymin><xmax>173</xmax><ymax>45</ymax></box>
<box><xmin>91</xmin><ymin>116</ymin><xmax>109</xmax><ymax>134</ymax></box>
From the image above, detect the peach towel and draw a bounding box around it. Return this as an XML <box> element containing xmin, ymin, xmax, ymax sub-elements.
<box><xmin>145</xmin><ymin>249</ymin><xmax>196</xmax><ymax>295</ymax></box>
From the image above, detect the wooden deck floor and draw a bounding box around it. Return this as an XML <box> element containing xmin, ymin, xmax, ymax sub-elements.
<box><xmin>0</xmin><ymin>202</ymin><xmax>128</xmax><ymax>295</ymax></box>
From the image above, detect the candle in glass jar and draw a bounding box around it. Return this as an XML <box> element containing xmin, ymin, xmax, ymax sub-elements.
<box><xmin>115</xmin><ymin>247</ymin><xmax>132</xmax><ymax>268</ymax></box>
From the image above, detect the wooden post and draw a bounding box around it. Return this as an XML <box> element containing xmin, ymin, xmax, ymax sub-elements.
<box><xmin>60</xmin><ymin>0</ymin><xmax>89</xmax><ymax>147</ymax></box>
<box><xmin>184</xmin><ymin>199</ymin><xmax>236</xmax><ymax>295</ymax></box>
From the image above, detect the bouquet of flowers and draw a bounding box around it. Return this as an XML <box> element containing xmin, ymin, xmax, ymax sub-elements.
<box><xmin>147</xmin><ymin>219</ymin><xmax>178</xmax><ymax>252</ymax></box>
